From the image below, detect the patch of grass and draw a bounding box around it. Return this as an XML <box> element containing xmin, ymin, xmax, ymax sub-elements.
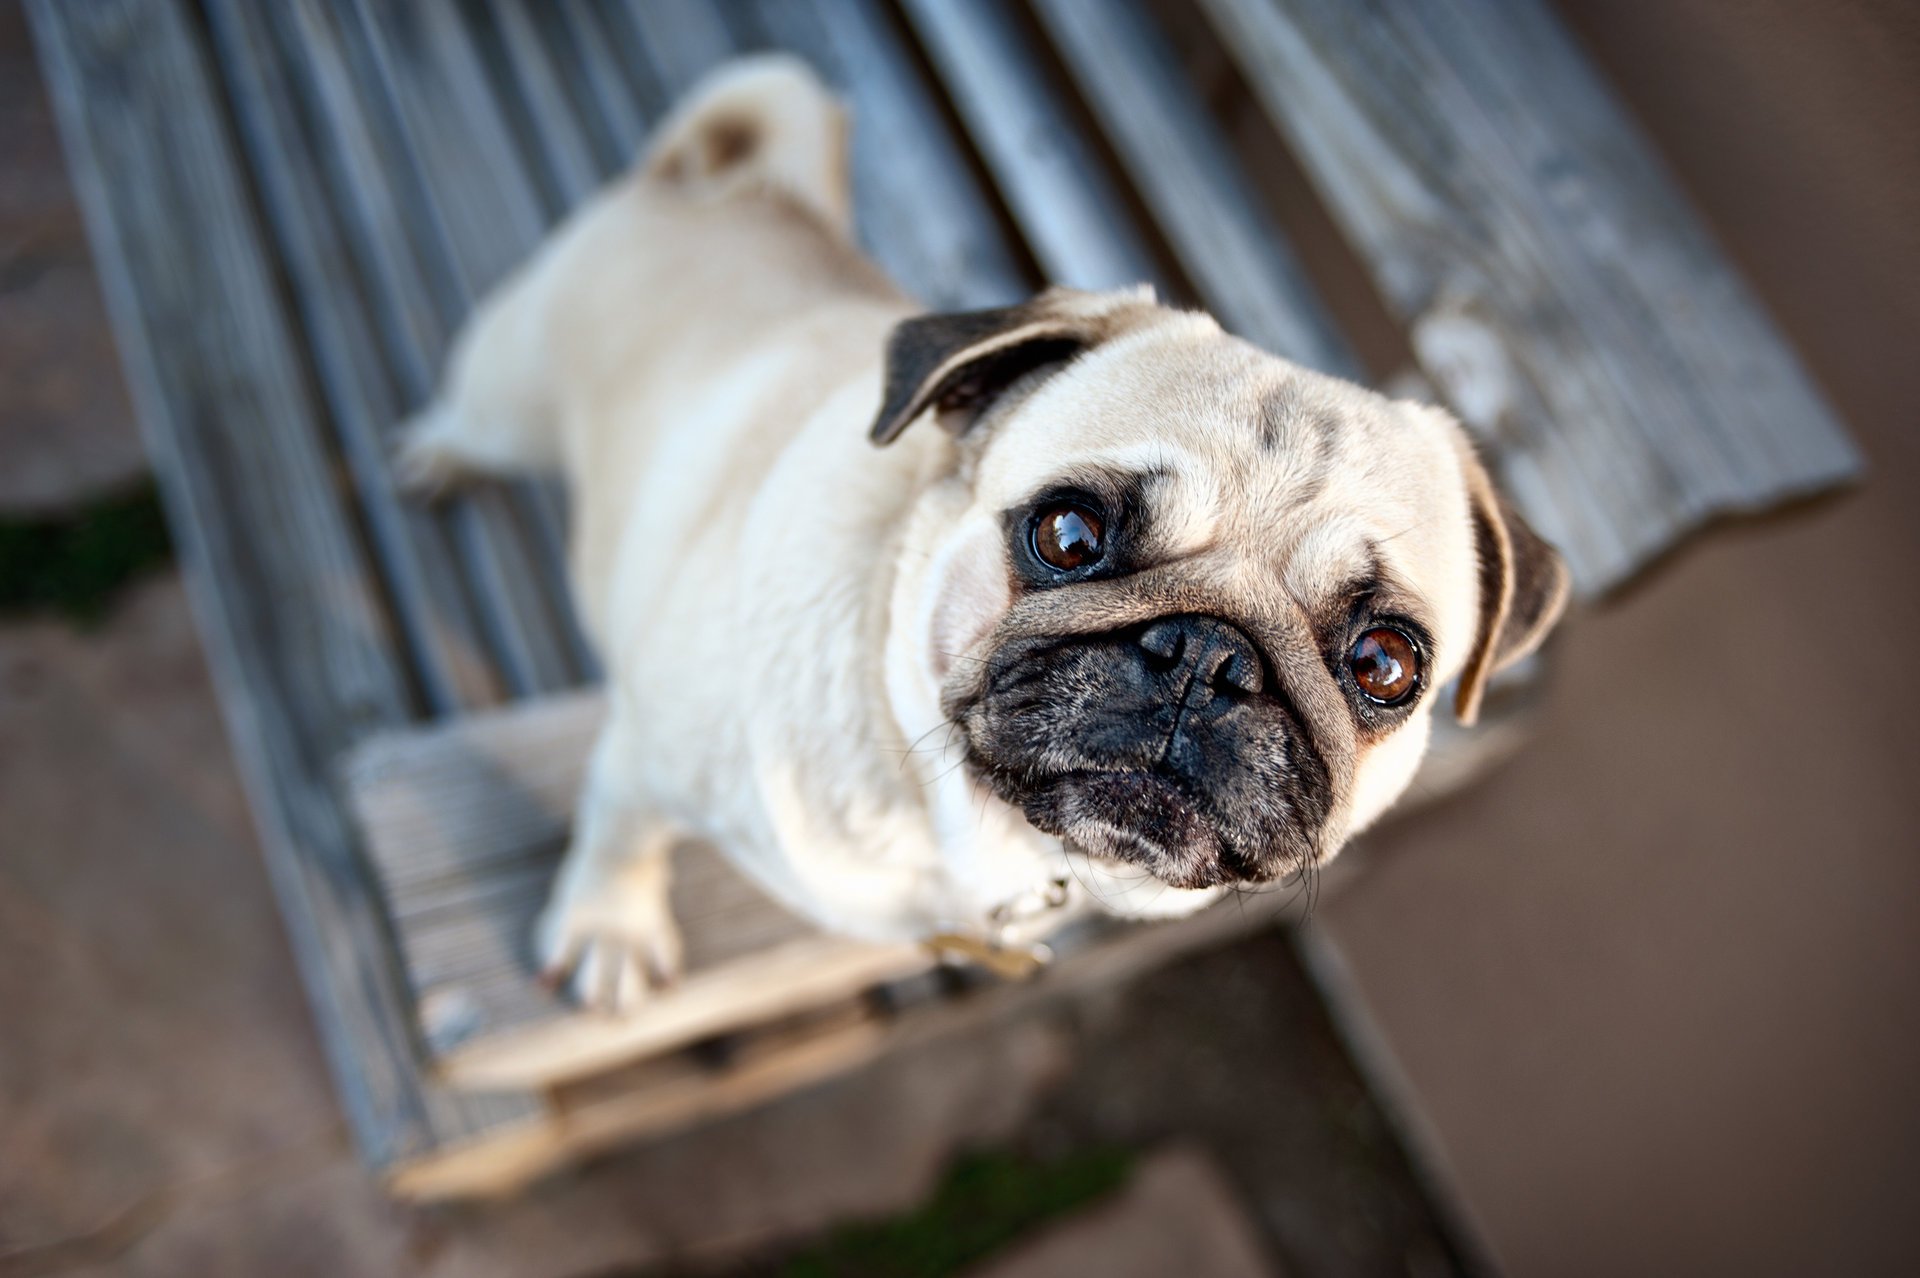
<box><xmin>0</xmin><ymin>480</ymin><xmax>173</xmax><ymax>625</ymax></box>
<box><xmin>758</xmin><ymin>1146</ymin><xmax>1134</xmax><ymax>1278</ymax></box>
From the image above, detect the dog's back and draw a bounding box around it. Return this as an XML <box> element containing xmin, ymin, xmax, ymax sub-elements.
<box><xmin>398</xmin><ymin>56</ymin><xmax>911</xmax><ymax>644</ymax></box>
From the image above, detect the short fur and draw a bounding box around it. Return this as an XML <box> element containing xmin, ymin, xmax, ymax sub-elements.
<box><xmin>399</xmin><ymin>57</ymin><xmax>1568</xmax><ymax>1010</ymax></box>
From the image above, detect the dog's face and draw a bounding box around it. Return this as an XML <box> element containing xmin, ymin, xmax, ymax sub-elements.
<box><xmin>873</xmin><ymin>289</ymin><xmax>1568</xmax><ymax>891</ymax></box>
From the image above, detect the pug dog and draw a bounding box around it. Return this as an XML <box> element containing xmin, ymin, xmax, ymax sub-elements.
<box><xmin>399</xmin><ymin>56</ymin><xmax>1569</xmax><ymax>1010</ymax></box>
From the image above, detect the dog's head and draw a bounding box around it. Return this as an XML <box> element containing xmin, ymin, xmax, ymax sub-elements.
<box><xmin>873</xmin><ymin>288</ymin><xmax>1569</xmax><ymax>890</ymax></box>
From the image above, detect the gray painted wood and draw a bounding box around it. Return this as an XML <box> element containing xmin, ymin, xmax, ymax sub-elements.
<box><xmin>898</xmin><ymin>0</ymin><xmax>1166</xmax><ymax>295</ymax></box>
<box><xmin>273</xmin><ymin>0</ymin><xmax>585</xmax><ymax>699</ymax></box>
<box><xmin>344</xmin><ymin>691</ymin><xmax>819</xmax><ymax>1058</ymax></box>
<box><xmin>345</xmin><ymin>0</ymin><xmax>598</xmax><ymax>684</ymax></box>
<box><xmin>551</xmin><ymin>0</ymin><xmax>649</xmax><ymax>164</ymax></box>
<box><xmin>585</xmin><ymin>0</ymin><xmax>677</xmax><ymax>124</ymax></box>
<box><xmin>477</xmin><ymin>0</ymin><xmax>604</xmax><ymax>206</ymax></box>
<box><xmin>1030</xmin><ymin>0</ymin><xmax>1362</xmax><ymax>379</ymax></box>
<box><xmin>26</xmin><ymin>0</ymin><xmax>441</xmax><ymax>1167</ymax></box>
<box><xmin>1200</xmin><ymin>0</ymin><xmax>1862</xmax><ymax>592</ymax></box>
<box><xmin>201</xmin><ymin>0</ymin><xmax>501</xmax><ymax>715</ymax></box>
<box><xmin>615</xmin><ymin>0</ymin><xmax>737</xmax><ymax>99</ymax></box>
<box><xmin>729</xmin><ymin>0</ymin><xmax>1032</xmax><ymax>307</ymax></box>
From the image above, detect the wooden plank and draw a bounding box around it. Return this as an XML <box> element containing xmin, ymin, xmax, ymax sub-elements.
<box><xmin>344</xmin><ymin>690</ymin><xmax>881</xmax><ymax>1074</ymax></box>
<box><xmin>550</xmin><ymin>0</ymin><xmax>649</xmax><ymax>164</ymax></box>
<box><xmin>244</xmin><ymin>0</ymin><xmax>575</xmax><ymax>1147</ymax></box>
<box><xmin>442</xmin><ymin>937</ymin><xmax>933</xmax><ymax>1091</ymax></box>
<box><xmin>386</xmin><ymin>877</ymin><xmax>1301</xmax><ymax>1201</ymax></box>
<box><xmin>583</xmin><ymin>0</ymin><xmax>677</xmax><ymax>124</ymax></box>
<box><xmin>25</xmin><ymin>0</ymin><xmax>438</xmax><ymax>1167</ymax></box>
<box><xmin>897</xmin><ymin>0</ymin><xmax>1167</xmax><ymax>294</ymax></box>
<box><xmin>271</xmin><ymin>0</ymin><xmax>588</xmax><ymax>699</ymax></box>
<box><xmin>1199</xmin><ymin>0</ymin><xmax>1862</xmax><ymax>592</ymax></box>
<box><xmin>730</xmin><ymin>0</ymin><xmax>1033</xmax><ymax>307</ymax></box>
<box><xmin>343</xmin><ymin>0</ymin><xmax>598</xmax><ymax>685</ymax></box>
<box><xmin>475</xmin><ymin>0</ymin><xmax>604</xmax><ymax>204</ymax></box>
<box><xmin>613</xmin><ymin>0</ymin><xmax>737</xmax><ymax>99</ymax></box>
<box><xmin>200</xmin><ymin>0</ymin><xmax>502</xmax><ymax>714</ymax></box>
<box><xmin>1029</xmin><ymin>0</ymin><xmax>1363</xmax><ymax>378</ymax></box>
<box><xmin>390</xmin><ymin>1012</ymin><xmax>896</xmax><ymax>1200</ymax></box>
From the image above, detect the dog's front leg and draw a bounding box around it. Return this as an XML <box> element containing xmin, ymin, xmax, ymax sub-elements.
<box><xmin>535</xmin><ymin>720</ymin><xmax>686</xmax><ymax>1013</ymax></box>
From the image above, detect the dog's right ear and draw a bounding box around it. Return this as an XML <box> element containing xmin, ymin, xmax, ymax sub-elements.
<box><xmin>869</xmin><ymin>287</ymin><xmax>1156</xmax><ymax>446</ymax></box>
<box><xmin>1450</xmin><ymin>442</ymin><xmax>1572</xmax><ymax>726</ymax></box>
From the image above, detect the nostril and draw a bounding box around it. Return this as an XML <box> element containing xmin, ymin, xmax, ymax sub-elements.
<box><xmin>1207</xmin><ymin>648</ymin><xmax>1264</xmax><ymax>695</ymax></box>
<box><xmin>1138</xmin><ymin>620</ymin><xmax>1185</xmax><ymax>668</ymax></box>
<box><xmin>1137</xmin><ymin>616</ymin><xmax>1267</xmax><ymax>694</ymax></box>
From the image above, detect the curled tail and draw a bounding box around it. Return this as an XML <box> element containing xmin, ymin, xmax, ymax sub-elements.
<box><xmin>642</xmin><ymin>55</ymin><xmax>853</xmax><ymax>239</ymax></box>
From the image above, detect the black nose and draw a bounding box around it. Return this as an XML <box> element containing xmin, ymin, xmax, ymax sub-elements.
<box><xmin>1137</xmin><ymin>615</ymin><xmax>1265</xmax><ymax>695</ymax></box>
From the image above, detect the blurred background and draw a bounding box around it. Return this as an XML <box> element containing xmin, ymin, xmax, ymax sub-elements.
<box><xmin>2</xmin><ymin>0</ymin><xmax>1916</xmax><ymax>1275</ymax></box>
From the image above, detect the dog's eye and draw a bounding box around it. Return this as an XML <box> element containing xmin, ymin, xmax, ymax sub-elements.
<box><xmin>1032</xmin><ymin>504</ymin><xmax>1105</xmax><ymax>572</ymax></box>
<box><xmin>1348</xmin><ymin>628</ymin><xmax>1420</xmax><ymax>705</ymax></box>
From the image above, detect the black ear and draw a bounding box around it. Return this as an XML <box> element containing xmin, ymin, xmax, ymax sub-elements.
<box><xmin>1453</xmin><ymin>445</ymin><xmax>1573</xmax><ymax>724</ymax></box>
<box><xmin>868</xmin><ymin>288</ymin><xmax>1153</xmax><ymax>446</ymax></box>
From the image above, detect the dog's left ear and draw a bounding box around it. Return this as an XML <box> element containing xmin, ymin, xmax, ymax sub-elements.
<box><xmin>869</xmin><ymin>287</ymin><xmax>1155</xmax><ymax>446</ymax></box>
<box><xmin>1451</xmin><ymin>439</ymin><xmax>1572</xmax><ymax>725</ymax></box>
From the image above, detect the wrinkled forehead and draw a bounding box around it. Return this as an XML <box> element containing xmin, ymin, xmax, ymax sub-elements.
<box><xmin>973</xmin><ymin>323</ymin><xmax>1475</xmax><ymax>611</ymax></box>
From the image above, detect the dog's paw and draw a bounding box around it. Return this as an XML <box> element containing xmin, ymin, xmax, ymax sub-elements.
<box><xmin>534</xmin><ymin>864</ymin><xmax>685</xmax><ymax>1015</ymax></box>
<box><xmin>391</xmin><ymin>406</ymin><xmax>479</xmax><ymax>501</ymax></box>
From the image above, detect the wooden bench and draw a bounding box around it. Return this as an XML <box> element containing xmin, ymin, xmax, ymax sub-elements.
<box><xmin>30</xmin><ymin>0</ymin><xmax>1859</xmax><ymax>1200</ymax></box>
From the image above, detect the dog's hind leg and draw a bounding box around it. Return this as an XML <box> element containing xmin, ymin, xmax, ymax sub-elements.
<box><xmin>393</xmin><ymin>261</ymin><xmax>563</xmax><ymax>496</ymax></box>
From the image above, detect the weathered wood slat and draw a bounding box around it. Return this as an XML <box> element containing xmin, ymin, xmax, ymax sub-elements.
<box><xmin>200</xmin><ymin>0</ymin><xmax>501</xmax><ymax>715</ymax></box>
<box><xmin>897</xmin><ymin>0</ymin><xmax>1166</xmax><ymax>294</ymax></box>
<box><xmin>270</xmin><ymin>0</ymin><xmax>584</xmax><ymax>700</ymax></box>
<box><xmin>382</xmin><ymin>854</ymin><xmax>1300</xmax><ymax>1201</ymax></box>
<box><xmin>1030</xmin><ymin>0</ymin><xmax>1363</xmax><ymax>379</ymax></box>
<box><xmin>476</xmin><ymin>0</ymin><xmax>604</xmax><ymax>207</ymax></box>
<box><xmin>583</xmin><ymin>0</ymin><xmax>676</xmax><ymax>124</ymax></box>
<box><xmin>729</xmin><ymin>0</ymin><xmax>1033</xmax><ymax>307</ymax></box>
<box><xmin>551</xmin><ymin>0</ymin><xmax>649</xmax><ymax>165</ymax></box>
<box><xmin>444</xmin><ymin>937</ymin><xmax>933</xmax><ymax>1092</ymax></box>
<box><xmin>343</xmin><ymin>691</ymin><xmax>830</xmax><ymax>1054</ymax></box>
<box><xmin>341</xmin><ymin>690</ymin><xmax>912</xmax><ymax>1097</ymax></box>
<box><xmin>392</xmin><ymin>1013</ymin><xmax>898</xmax><ymax>1201</ymax></box>
<box><xmin>344</xmin><ymin>0</ymin><xmax>597</xmax><ymax>685</ymax></box>
<box><xmin>614</xmin><ymin>0</ymin><xmax>737</xmax><ymax>99</ymax></box>
<box><xmin>1199</xmin><ymin>0</ymin><xmax>1862</xmax><ymax>592</ymax></box>
<box><xmin>25</xmin><ymin>0</ymin><xmax>439</xmax><ymax>1167</ymax></box>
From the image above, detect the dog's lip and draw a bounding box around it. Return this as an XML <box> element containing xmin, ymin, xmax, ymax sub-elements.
<box><xmin>966</xmin><ymin>750</ymin><xmax>1183</xmax><ymax>806</ymax></box>
<box><xmin>1027</xmin><ymin>768</ymin><xmax>1286</xmax><ymax>885</ymax></box>
<box><xmin>966</xmin><ymin>751</ymin><xmax>1202</xmax><ymax>817</ymax></box>
<box><xmin>1040</xmin><ymin>769</ymin><xmax>1239</xmax><ymax>887</ymax></box>
<box><xmin>1043</xmin><ymin>766</ymin><xmax>1199</xmax><ymax>808</ymax></box>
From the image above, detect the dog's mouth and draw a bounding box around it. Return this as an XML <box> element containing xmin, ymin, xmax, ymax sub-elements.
<box><xmin>950</xmin><ymin>620</ymin><xmax>1335</xmax><ymax>889</ymax></box>
<box><xmin>967</xmin><ymin>755</ymin><xmax>1254</xmax><ymax>890</ymax></box>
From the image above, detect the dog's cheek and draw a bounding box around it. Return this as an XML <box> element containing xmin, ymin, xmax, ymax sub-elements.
<box><xmin>924</xmin><ymin>519</ymin><xmax>1012</xmax><ymax>684</ymax></box>
<box><xmin>1341</xmin><ymin>709</ymin><xmax>1433</xmax><ymax>840</ymax></box>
